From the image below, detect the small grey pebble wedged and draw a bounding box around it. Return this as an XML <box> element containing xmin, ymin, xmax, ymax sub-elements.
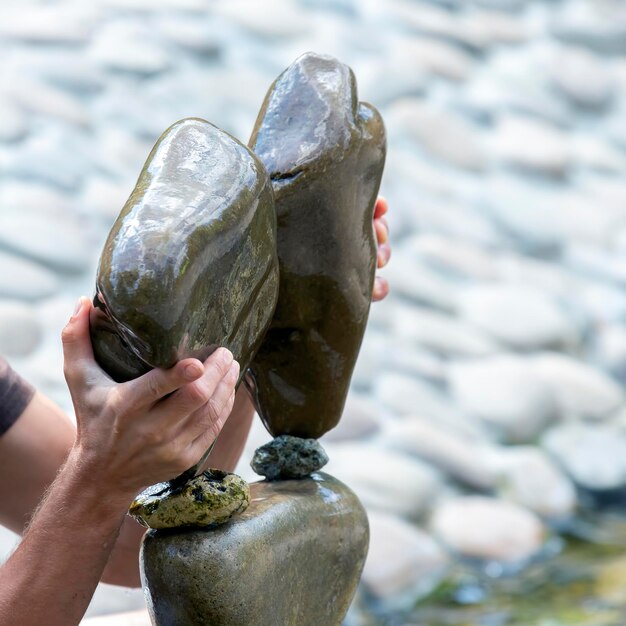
<box><xmin>251</xmin><ymin>434</ymin><xmax>329</xmax><ymax>479</ymax></box>
<box><xmin>141</xmin><ymin>473</ymin><xmax>369</xmax><ymax>626</ymax></box>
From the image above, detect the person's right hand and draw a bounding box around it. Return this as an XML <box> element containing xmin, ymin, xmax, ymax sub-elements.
<box><xmin>61</xmin><ymin>296</ymin><xmax>239</xmax><ymax>500</ymax></box>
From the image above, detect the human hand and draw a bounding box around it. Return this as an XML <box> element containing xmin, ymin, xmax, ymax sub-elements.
<box><xmin>61</xmin><ymin>297</ymin><xmax>239</xmax><ymax>500</ymax></box>
<box><xmin>373</xmin><ymin>196</ymin><xmax>391</xmax><ymax>302</ymax></box>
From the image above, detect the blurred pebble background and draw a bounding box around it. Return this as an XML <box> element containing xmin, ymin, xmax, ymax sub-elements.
<box><xmin>2</xmin><ymin>0</ymin><xmax>626</xmax><ymax>624</ymax></box>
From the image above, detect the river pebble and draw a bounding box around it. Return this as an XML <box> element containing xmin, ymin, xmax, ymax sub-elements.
<box><xmin>548</xmin><ymin>46</ymin><xmax>614</xmax><ymax>109</ymax></box>
<box><xmin>542</xmin><ymin>423</ymin><xmax>626</xmax><ymax>492</ymax></box>
<box><xmin>448</xmin><ymin>355</ymin><xmax>558</xmax><ymax>443</ymax></box>
<box><xmin>0</xmin><ymin>301</ymin><xmax>42</xmax><ymax>357</ymax></box>
<box><xmin>457</xmin><ymin>284</ymin><xmax>578</xmax><ymax>349</ymax></box>
<box><xmin>325</xmin><ymin>443</ymin><xmax>442</xmax><ymax>520</ymax></box>
<box><xmin>0</xmin><ymin>251</ymin><xmax>60</xmax><ymax>301</ymax></box>
<box><xmin>363</xmin><ymin>511</ymin><xmax>449</xmax><ymax>609</ymax></box>
<box><xmin>431</xmin><ymin>496</ymin><xmax>545</xmax><ymax>563</ymax></box>
<box><xmin>374</xmin><ymin>372</ymin><xmax>465</xmax><ymax>424</ymax></box>
<box><xmin>532</xmin><ymin>353</ymin><xmax>624</xmax><ymax>420</ymax></box>
<box><xmin>388</xmin><ymin>99</ymin><xmax>486</xmax><ymax>171</ymax></box>
<box><xmin>391</xmin><ymin>303</ymin><xmax>499</xmax><ymax>357</ymax></box>
<box><xmin>382</xmin><ymin>417</ymin><xmax>497</xmax><ymax>490</ymax></box>
<box><xmin>492</xmin><ymin>447</ymin><xmax>577</xmax><ymax>518</ymax></box>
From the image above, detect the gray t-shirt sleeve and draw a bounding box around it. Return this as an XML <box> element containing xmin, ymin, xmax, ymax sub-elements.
<box><xmin>0</xmin><ymin>357</ymin><xmax>35</xmax><ymax>436</ymax></box>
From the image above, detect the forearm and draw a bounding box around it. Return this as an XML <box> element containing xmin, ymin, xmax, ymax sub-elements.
<box><xmin>205</xmin><ymin>385</ymin><xmax>255</xmax><ymax>472</ymax></box>
<box><xmin>103</xmin><ymin>385</ymin><xmax>256</xmax><ymax>587</ymax></box>
<box><xmin>0</xmin><ymin>449</ymin><xmax>133</xmax><ymax>626</ymax></box>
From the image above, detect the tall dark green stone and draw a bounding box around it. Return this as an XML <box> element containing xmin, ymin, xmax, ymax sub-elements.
<box><xmin>90</xmin><ymin>117</ymin><xmax>279</xmax><ymax>383</ymax></box>
<box><xmin>247</xmin><ymin>53</ymin><xmax>386</xmax><ymax>439</ymax></box>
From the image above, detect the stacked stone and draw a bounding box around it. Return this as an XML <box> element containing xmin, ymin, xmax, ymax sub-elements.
<box><xmin>1</xmin><ymin>0</ymin><xmax>626</xmax><ymax>622</ymax></box>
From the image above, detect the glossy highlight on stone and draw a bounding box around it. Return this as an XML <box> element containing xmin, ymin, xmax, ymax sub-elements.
<box><xmin>141</xmin><ymin>472</ymin><xmax>369</xmax><ymax>626</ymax></box>
<box><xmin>247</xmin><ymin>52</ymin><xmax>386</xmax><ymax>439</ymax></box>
<box><xmin>90</xmin><ymin>117</ymin><xmax>279</xmax><ymax>382</ymax></box>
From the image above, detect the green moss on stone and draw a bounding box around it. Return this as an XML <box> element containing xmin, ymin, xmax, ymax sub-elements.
<box><xmin>129</xmin><ymin>469</ymin><xmax>250</xmax><ymax>530</ymax></box>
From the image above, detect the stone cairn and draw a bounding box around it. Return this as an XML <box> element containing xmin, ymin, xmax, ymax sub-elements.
<box><xmin>90</xmin><ymin>53</ymin><xmax>385</xmax><ymax>626</ymax></box>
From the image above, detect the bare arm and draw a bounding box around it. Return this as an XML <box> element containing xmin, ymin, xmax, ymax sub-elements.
<box><xmin>0</xmin><ymin>196</ymin><xmax>391</xmax><ymax>596</ymax></box>
<box><xmin>0</xmin><ymin>385</ymin><xmax>255</xmax><ymax>590</ymax></box>
<box><xmin>0</xmin><ymin>298</ymin><xmax>239</xmax><ymax>624</ymax></box>
<box><xmin>0</xmin><ymin>392</ymin><xmax>74</xmax><ymax>534</ymax></box>
<box><xmin>103</xmin><ymin>384</ymin><xmax>255</xmax><ymax>587</ymax></box>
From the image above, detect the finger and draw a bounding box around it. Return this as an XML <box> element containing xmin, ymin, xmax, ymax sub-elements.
<box><xmin>121</xmin><ymin>357</ymin><xmax>204</xmax><ymax>408</ymax></box>
<box><xmin>62</xmin><ymin>296</ymin><xmax>102</xmax><ymax>387</ymax></box>
<box><xmin>185</xmin><ymin>390</ymin><xmax>236</xmax><ymax>462</ymax></box>
<box><xmin>372</xmin><ymin>276</ymin><xmax>389</xmax><ymax>302</ymax></box>
<box><xmin>179</xmin><ymin>364</ymin><xmax>238</xmax><ymax>444</ymax></box>
<box><xmin>377</xmin><ymin>243</ymin><xmax>391</xmax><ymax>268</ymax></box>
<box><xmin>159</xmin><ymin>348</ymin><xmax>234</xmax><ymax>417</ymax></box>
<box><xmin>185</xmin><ymin>361</ymin><xmax>239</xmax><ymax>438</ymax></box>
<box><xmin>373</xmin><ymin>196</ymin><xmax>388</xmax><ymax>219</ymax></box>
<box><xmin>374</xmin><ymin>218</ymin><xmax>388</xmax><ymax>245</ymax></box>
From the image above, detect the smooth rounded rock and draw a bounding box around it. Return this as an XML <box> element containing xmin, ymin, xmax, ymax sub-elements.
<box><xmin>391</xmin><ymin>303</ymin><xmax>499</xmax><ymax>357</ymax></box>
<box><xmin>88</xmin><ymin>23</ymin><xmax>171</xmax><ymax>75</ymax></box>
<box><xmin>491</xmin><ymin>114</ymin><xmax>570</xmax><ymax>176</ymax></box>
<box><xmin>593</xmin><ymin>324</ymin><xmax>626</xmax><ymax>383</ymax></box>
<box><xmin>549</xmin><ymin>46</ymin><xmax>613</xmax><ymax>108</ymax></box>
<box><xmin>7</xmin><ymin>79</ymin><xmax>89</xmax><ymax>127</ymax></box>
<box><xmin>90</xmin><ymin>118</ymin><xmax>278</xmax><ymax>382</ymax></box>
<box><xmin>383</xmin><ymin>417</ymin><xmax>497</xmax><ymax>490</ymax></box>
<box><xmin>492</xmin><ymin>447</ymin><xmax>576</xmax><ymax>519</ymax></box>
<box><xmin>247</xmin><ymin>53</ymin><xmax>385</xmax><ymax>439</ymax></box>
<box><xmin>0</xmin><ymin>301</ymin><xmax>42</xmax><ymax>357</ymax></box>
<box><xmin>384</xmin><ymin>255</ymin><xmax>459</xmax><ymax>311</ymax></box>
<box><xmin>325</xmin><ymin>443</ymin><xmax>441</xmax><ymax>519</ymax></box>
<box><xmin>431</xmin><ymin>496</ymin><xmax>545</xmax><ymax>563</ymax></box>
<box><xmin>141</xmin><ymin>473</ymin><xmax>368</xmax><ymax>626</ymax></box>
<box><xmin>388</xmin><ymin>99</ymin><xmax>486</xmax><ymax>171</ymax></box>
<box><xmin>542</xmin><ymin>423</ymin><xmax>626</xmax><ymax>492</ymax></box>
<box><xmin>0</xmin><ymin>209</ymin><xmax>93</xmax><ymax>274</ymax></box>
<box><xmin>0</xmin><ymin>251</ymin><xmax>59</xmax><ymax>301</ymax></box>
<box><xmin>458</xmin><ymin>284</ymin><xmax>578</xmax><ymax>349</ymax></box>
<box><xmin>532</xmin><ymin>353</ymin><xmax>624</xmax><ymax>420</ymax></box>
<box><xmin>551</xmin><ymin>2</ymin><xmax>626</xmax><ymax>54</ymax></box>
<box><xmin>0</xmin><ymin>98</ymin><xmax>27</xmax><ymax>143</ymax></box>
<box><xmin>374</xmin><ymin>372</ymin><xmax>465</xmax><ymax>424</ymax></box>
<box><xmin>322</xmin><ymin>393</ymin><xmax>382</xmax><ymax>442</ymax></box>
<box><xmin>448</xmin><ymin>355</ymin><xmax>558</xmax><ymax>443</ymax></box>
<box><xmin>363</xmin><ymin>511</ymin><xmax>449</xmax><ymax>609</ymax></box>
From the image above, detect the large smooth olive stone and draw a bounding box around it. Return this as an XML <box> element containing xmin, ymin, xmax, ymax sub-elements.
<box><xmin>90</xmin><ymin>117</ymin><xmax>279</xmax><ymax>382</ymax></box>
<box><xmin>141</xmin><ymin>473</ymin><xmax>369</xmax><ymax>626</ymax></box>
<box><xmin>247</xmin><ymin>53</ymin><xmax>386</xmax><ymax>439</ymax></box>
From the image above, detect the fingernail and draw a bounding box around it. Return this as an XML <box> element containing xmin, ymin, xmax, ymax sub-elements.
<box><xmin>221</xmin><ymin>348</ymin><xmax>234</xmax><ymax>365</ymax></box>
<box><xmin>231</xmin><ymin>361</ymin><xmax>240</xmax><ymax>377</ymax></box>
<box><xmin>184</xmin><ymin>362</ymin><xmax>203</xmax><ymax>379</ymax></box>
<box><xmin>71</xmin><ymin>297</ymin><xmax>84</xmax><ymax>319</ymax></box>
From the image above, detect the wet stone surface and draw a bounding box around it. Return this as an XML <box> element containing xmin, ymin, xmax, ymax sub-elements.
<box><xmin>1</xmin><ymin>0</ymin><xmax>626</xmax><ymax>624</ymax></box>
<box><xmin>129</xmin><ymin>470</ymin><xmax>250</xmax><ymax>530</ymax></box>
<box><xmin>141</xmin><ymin>473</ymin><xmax>368</xmax><ymax>626</ymax></box>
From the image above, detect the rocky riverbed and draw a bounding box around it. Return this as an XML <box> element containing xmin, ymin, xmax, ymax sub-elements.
<box><xmin>1</xmin><ymin>0</ymin><xmax>626</xmax><ymax>624</ymax></box>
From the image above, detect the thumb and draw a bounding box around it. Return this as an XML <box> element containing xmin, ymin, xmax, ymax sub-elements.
<box><xmin>62</xmin><ymin>296</ymin><xmax>98</xmax><ymax>386</ymax></box>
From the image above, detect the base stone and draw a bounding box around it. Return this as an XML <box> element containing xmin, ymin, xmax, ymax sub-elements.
<box><xmin>141</xmin><ymin>472</ymin><xmax>369</xmax><ymax>626</ymax></box>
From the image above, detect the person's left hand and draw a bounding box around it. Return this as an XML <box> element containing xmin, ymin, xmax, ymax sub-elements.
<box><xmin>373</xmin><ymin>196</ymin><xmax>391</xmax><ymax>302</ymax></box>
